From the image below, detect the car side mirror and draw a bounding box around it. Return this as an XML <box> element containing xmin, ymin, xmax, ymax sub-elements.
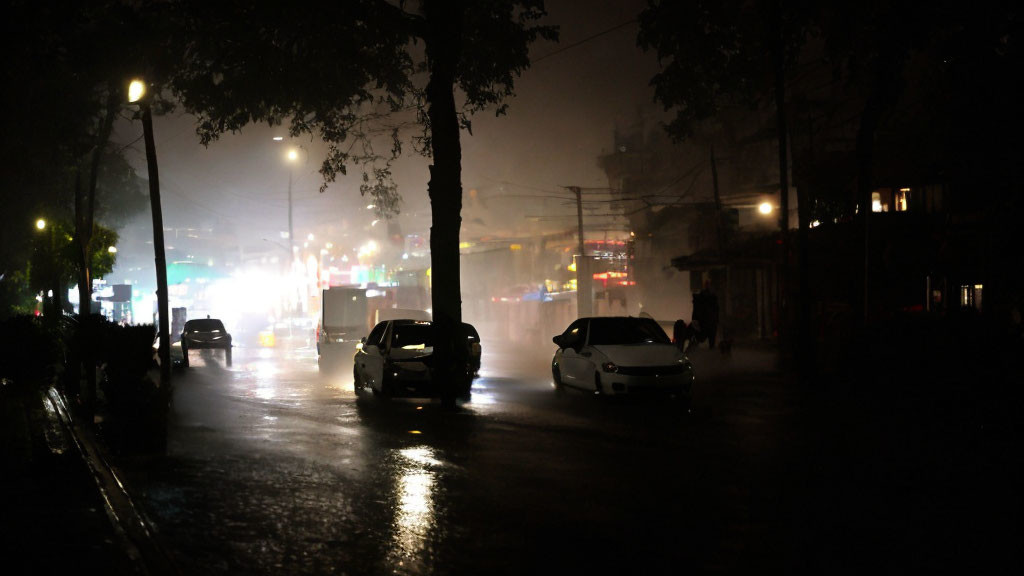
<box><xmin>552</xmin><ymin>335</ymin><xmax>565</xmax><ymax>348</ymax></box>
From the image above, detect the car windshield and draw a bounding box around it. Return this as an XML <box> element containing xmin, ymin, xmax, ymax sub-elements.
<box><xmin>185</xmin><ymin>319</ymin><xmax>226</xmax><ymax>333</ymax></box>
<box><xmin>587</xmin><ymin>317</ymin><xmax>670</xmax><ymax>346</ymax></box>
<box><xmin>391</xmin><ymin>322</ymin><xmax>434</xmax><ymax>350</ymax></box>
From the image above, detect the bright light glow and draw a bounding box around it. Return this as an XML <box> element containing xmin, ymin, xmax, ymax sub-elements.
<box><xmin>402</xmin><ymin>253</ymin><xmax>409</xmax><ymax>260</ymax></box>
<box><xmin>307</xmin><ymin>233</ymin><xmax>314</xmax><ymax>241</ymax></box>
<box><xmin>287</xmin><ymin>149</ymin><xmax>299</xmax><ymax>161</ymax></box>
<box><xmin>810</xmin><ymin>220</ymin><xmax>821</xmax><ymax>228</ymax></box>
<box><xmin>107</xmin><ymin>246</ymin><xmax>117</xmax><ymax>253</ymax></box>
<box><xmin>758</xmin><ymin>202</ymin><xmax>773</xmax><ymax>215</ymax></box>
<box><xmin>127</xmin><ymin>79</ymin><xmax>145</xmax><ymax>103</ymax></box>
<box><xmin>325</xmin><ymin>242</ymin><xmax>333</xmax><ymax>249</ymax></box>
<box><xmin>366</xmin><ymin>204</ymin><xmax>375</xmax><ymax>210</ymax></box>
<box><xmin>371</xmin><ymin>220</ymin><xmax>379</xmax><ymax>227</ymax></box>
<box><xmin>35</xmin><ymin>219</ymin><xmax>46</xmax><ymax>230</ymax></box>
<box><xmin>357</xmin><ymin>240</ymin><xmax>379</xmax><ymax>260</ymax></box>
<box><xmin>272</xmin><ymin>136</ymin><xmax>284</xmax><ymax>141</ymax></box>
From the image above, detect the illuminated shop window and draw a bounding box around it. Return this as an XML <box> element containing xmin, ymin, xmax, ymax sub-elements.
<box><xmin>895</xmin><ymin>188</ymin><xmax>910</xmax><ymax>212</ymax></box>
<box><xmin>960</xmin><ymin>284</ymin><xmax>983</xmax><ymax>310</ymax></box>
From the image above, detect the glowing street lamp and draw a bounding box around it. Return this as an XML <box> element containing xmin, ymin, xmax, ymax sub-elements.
<box><xmin>758</xmin><ymin>202</ymin><xmax>774</xmax><ymax>215</ymax></box>
<box><xmin>36</xmin><ymin>218</ymin><xmax>46</xmax><ymax>230</ymax></box>
<box><xmin>128</xmin><ymin>79</ymin><xmax>146</xmax><ymax>103</ymax></box>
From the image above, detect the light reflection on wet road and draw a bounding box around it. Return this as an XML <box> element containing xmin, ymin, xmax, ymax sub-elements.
<box><xmin>109</xmin><ymin>338</ymin><xmax>797</xmax><ymax>575</ymax></box>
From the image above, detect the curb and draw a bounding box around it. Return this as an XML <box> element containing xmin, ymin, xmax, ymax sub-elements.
<box><xmin>45</xmin><ymin>387</ymin><xmax>180</xmax><ymax>576</ymax></box>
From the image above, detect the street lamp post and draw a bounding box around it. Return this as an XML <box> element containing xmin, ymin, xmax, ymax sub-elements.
<box><xmin>129</xmin><ymin>78</ymin><xmax>171</xmax><ymax>388</ymax></box>
<box><xmin>34</xmin><ymin>218</ymin><xmax>62</xmax><ymax>322</ymax></box>
<box><xmin>287</xmin><ymin>148</ymin><xmax>299</xmax><ymax>262</ymax></box>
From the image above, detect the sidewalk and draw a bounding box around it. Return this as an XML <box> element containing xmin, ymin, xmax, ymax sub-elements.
<box><xmin>0</xmin><ymin>385</ymin><xmax>171</xmax><ymax>575</ymax></box>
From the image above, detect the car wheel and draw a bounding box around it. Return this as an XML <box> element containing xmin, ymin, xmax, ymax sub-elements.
<box><xmin>353</xmin><ymin>366</ymin><xmax>365</xmax><ymax>391</ymax></box>
<box><xmin>593</xmin><ymin>372</ymin><xmax>603</xmax><ymax>395</ymax></box>
<box><xmin>182</xmin><ymin>347</ymin><xmax>189</xmax><ymax>368</ymax></box>
<box><xmin>376</xmin><ymin>377</ymin><xmax>393</xmax><ymax>401</ymax></box>
<box><xmin>225</xmin><ymin>347</ymin><xmax>232</xmax><ymax>367</ymax></box>
<box><xmin>441</xmin><ymin>391</ymin><xmax>457</xmax><ymax>410</ymax></box>
<box><xmin>551</xmin><ymin>360</ymin><xmax>565</xmax><ymax>394</ymax></box>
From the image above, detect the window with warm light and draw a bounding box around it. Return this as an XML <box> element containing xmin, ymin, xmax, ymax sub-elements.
<box><xmin>895</xmin><ymin>188</ymin><xmax>910</xmax><ymax>212</ymax></box>
<box><xmin>871</xmin><ymin>192</ymin><xmax>883</xmax><ymax>212</ymax></box>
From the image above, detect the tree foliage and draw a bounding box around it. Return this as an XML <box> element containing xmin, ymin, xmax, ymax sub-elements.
<box><xmin>162</xmin><ymin>0</ymin><xmax>555</xmax><ymax>216</ymax></box>
<box><xmin>0</xmin><ymin>0</ymin><xmax>149</xmax><ymax>317</ymax></box>
<box><xmin>638</xmin><ymin>0</ymin><xmax>810</xmax><ymax>140</ymax></box>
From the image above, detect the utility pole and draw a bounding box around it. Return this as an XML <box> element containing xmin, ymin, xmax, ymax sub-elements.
<box><xmin>288</xmin><ymin>169</ymin><xmax>295</xmax><ymax>262</ymax></box>
<box><xmin>566</xmin><ymin>186</ymin><xmax>592</xmax><ymax>317</ymax></box>
<box><xmin>773</xmin><ymin>0</ymin><xmax>790</xmax><ymax>348</ymax></box>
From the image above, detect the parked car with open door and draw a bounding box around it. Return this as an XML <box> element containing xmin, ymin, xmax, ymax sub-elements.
<box><xmin>353</xmin><ymin>319</ymin><xmax>480</xmax><ymax>399</ymax></box>
<box><xmin>551</xmin><ymin>316</ymin><xmax>693</xmax><ymax>403</ymax></box>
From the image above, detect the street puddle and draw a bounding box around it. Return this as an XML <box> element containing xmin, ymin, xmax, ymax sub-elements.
<box><xmin>389</xmin><ymin>446</ymin><xmax>441</xmax><ymax>564</ymax></box>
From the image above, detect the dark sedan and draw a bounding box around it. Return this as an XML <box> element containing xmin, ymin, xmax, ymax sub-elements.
<box><xmin>181</xmin><ymin>317</ymin><xmax>232</xmax><ymax>367</ymax></box>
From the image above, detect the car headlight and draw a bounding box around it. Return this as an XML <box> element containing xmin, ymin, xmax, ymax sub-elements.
<box><xmin>602</xmin><ymin>361</ymin><xmax>618</xmax><ymax>373</ymax></box>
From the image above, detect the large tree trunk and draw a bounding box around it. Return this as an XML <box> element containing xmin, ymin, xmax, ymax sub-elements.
<box><xmin>424</xmin><ymin>0</ymin><xmax>468</xmax><ymax>408</ymax></box>
<box><xmin>75</xmin><ymin>85</ymin><xmax>119</xmax><ymax>417</ymax></box>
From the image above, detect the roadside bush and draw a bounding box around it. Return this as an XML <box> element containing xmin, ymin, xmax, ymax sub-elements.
<box><xmin>96</xmin><ymin>322</ymin><xmax>171</xmax><ymax>453</ymax></box>
<box><xmin>0</xmin><ymin>315</ymin><xmax>60</xmax><ymax>393</ymax></box>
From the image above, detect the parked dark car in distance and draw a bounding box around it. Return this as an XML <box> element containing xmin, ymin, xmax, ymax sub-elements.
<box><xmin>181</xmin><ymin>317</ymin><xmax>232</xmax><ymax>367</ymax></box>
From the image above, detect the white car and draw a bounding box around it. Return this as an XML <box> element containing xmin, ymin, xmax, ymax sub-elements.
<box><xmin>551</xmin><ymin>316</ymin><xmax>694</xmax><ymax>401</ymax></box>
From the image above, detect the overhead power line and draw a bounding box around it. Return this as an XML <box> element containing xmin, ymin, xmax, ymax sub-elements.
<box><xmin>531</xmin><ymin>19</ymin><xmax>638</xmax><ymax>64</ymax></box>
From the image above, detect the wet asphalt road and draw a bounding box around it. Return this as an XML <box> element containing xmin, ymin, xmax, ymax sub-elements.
<box><xmin>108</xmin><ymin>338</ymin><xmax>801</xmax><ymax>575</ymax></box>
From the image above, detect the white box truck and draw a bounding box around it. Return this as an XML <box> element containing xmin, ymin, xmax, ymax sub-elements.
<box><xmin>317</xmin><ymin>287</ymin><xmax>370</xmax><ymax>367</ymax></box>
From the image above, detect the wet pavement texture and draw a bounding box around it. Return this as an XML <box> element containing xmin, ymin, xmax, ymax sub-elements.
<box><xmin>102</xmin><ymin>338</ymin><xmax>1018</xmax><ymax>575</ymax></box>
